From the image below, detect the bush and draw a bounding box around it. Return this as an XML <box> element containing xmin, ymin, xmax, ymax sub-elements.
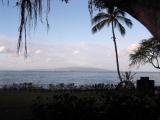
<box><xmin>30</xmin><ymin>92</ymin><xmax>160</xmax><ymax>120</ymax></box>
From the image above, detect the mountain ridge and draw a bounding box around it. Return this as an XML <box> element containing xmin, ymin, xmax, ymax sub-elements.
<box><xmin>53</xmin><ymin>67</ymin><xmax>110</xmax><ymax>72</ymax></box>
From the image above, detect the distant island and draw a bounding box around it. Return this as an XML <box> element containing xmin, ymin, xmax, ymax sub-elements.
<box><xmin>13</xmin><ymin>67</ymin><xmax>111</xmax><ymax>72</ymax></box>
<box><xmin>0</xmin><ymin>67</ymin><xmax>113</xmax><ymax>72</ymax></box>
<box><xmin>53</xmin><ymin>67</ymin><xmax>109</xmax><ymax>72</ymax></box>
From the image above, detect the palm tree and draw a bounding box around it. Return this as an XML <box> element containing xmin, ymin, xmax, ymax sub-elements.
<box><xmin>91</xmin><ymin>7</ymin><xmax>132</xmax><ymax>82</ymax></box>
<box><xmin>89</xmin><ymin>0</ymin><xmax>160</xmax><ymax>42</ymax></box>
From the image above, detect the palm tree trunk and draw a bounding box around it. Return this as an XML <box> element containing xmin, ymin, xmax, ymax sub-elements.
<box><xmin>111</xmin><ymin>21</ymin><xmax>122</xmax><ymax>82</ymax></box>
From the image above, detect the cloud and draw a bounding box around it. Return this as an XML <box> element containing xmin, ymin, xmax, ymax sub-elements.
<box><xmin>0</xmin><ymin>46</ymin><xmax>6</xmax><ymax>52</ymax></box>
<box><xmin>46</xmin><ymin>58</ymin><xmax>52</xmax><ymax>62</ymax></box>
<box><xmin>0</xmin><ymin>46</ymin><xmax>12</xmax><ymax>53</ymax></box>
<box><xmin>35</xmin><ymin>49</ymin><xmax>41</xmax><ymax>54</ymax></box>
<box><xmin>0</xmin><ymin>35</ymin><xmax>16</xmax><ymax>54</ymax></box>
<box><xmin>127</xmin><ymin>44</ymin><xmax>139</xmax><ymax>53</ymax></box>
<box><xmin>73</xmin><ymin>50</ymin><xmax>79</xmax><ymax>55</ymax></box>
<box><xmin>116</xmin><ymin>43</ymin><xmax>141</xmax><ymax>59</ymax></box>
<box><xmin>118</xmin><ymin>43</ymin><xmax>140</xmax><ymax>58</ymax></box>
<box><xmin>0</xmin><ymin>35</ymin><xmax>155</xmax><ymax>71</ymax></box>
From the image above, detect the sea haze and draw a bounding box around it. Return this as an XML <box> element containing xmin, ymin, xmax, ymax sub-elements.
<box><xmin>0</xmin><ymin>68</ymin><xmax>159</xmax><ymax>86</ymax></box>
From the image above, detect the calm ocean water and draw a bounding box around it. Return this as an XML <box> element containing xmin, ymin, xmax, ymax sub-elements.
<box><xmin>0</xmin><ymin>71</ymin><xmax>159</xmax><ymax>86</ymax></box>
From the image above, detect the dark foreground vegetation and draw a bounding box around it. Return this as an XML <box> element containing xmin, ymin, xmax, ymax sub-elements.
<box><xmin>0</xmin><ymin>82</ymin><xmax>160</xmax><ymax>120</ymax></box>
<box><xmin>0</xmin><ymin>83</ymin><xmax>160</xmax><ymax>120</ymax></box>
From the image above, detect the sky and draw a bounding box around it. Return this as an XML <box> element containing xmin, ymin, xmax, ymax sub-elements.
<box><xmin>0</xmin><ymin>0</ymin><xmax>157</xmax><ymax>71</ymax></box>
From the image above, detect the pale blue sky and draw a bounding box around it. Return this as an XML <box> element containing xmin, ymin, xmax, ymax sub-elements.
<box><xmin>0</xmin><ymin>0</ymin><xmax>156</xmax><ymax>71</ymax></box>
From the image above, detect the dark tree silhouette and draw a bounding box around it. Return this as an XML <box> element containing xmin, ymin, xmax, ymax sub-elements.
<box><xmin>91</xmin><ymin>7</ymin><xmax>132</xmax><ymax>82</ymax></box>
<box><xmin>130</xmin><ymin>37</ymin><xmax>160</xmax><ymax>70</ymax></box>
<box><xmin>88</xmin><ymin>0</ymin><xmax>160</xmax><ymax>41</ymax></box>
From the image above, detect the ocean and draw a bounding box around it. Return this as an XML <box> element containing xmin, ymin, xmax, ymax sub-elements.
<box><xmin>0</xmin><ymin>71</ymin><xmax>159</xmax><ymax>86</ymax></box>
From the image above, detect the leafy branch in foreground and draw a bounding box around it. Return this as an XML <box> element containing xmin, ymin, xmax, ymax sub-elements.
<box><xmin>16</xmin><ymin>0</ymin><xmax>51</xmax><ymax>56</ymax></box>
<box><xmin>2</xmin><ymin>0</ymin><xmax>69</xmax><ymax>56</ymax></box>
<box><xmin>129</xmin><ymin>37</ymin><xmax>160</xmax><ymax>70</ymax></box>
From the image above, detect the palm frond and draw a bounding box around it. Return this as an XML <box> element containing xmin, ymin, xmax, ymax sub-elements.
<box><xmin>117</xmin><ymin>16</ymin><xmax>133</xmax><ymax>28</ymax></box>
<box><xmin>124</xmin><ymin>18</ymin><xmax>133</xmax><ymax>28</ymax></box>
<box><xmin>114</xmin><ymin>8</ymin><xmax>125</xmax><ymax>17</ymax></box>
<box><xmin>116</xmin><ymin>21</ymin><xmax>125</xmax><ymax>36</ymax></box>
<box><xmin>92</xmin><ymin>20</ymin><xmax>107</xmax><ymax>34</ymax></box>
<box><xmin>1</xmin><ymin>0</ymin><xmax>69</xmax><ymax>56</ymax></box>
<box><xmin>113</xmin><ymin>20</ymin><xmax>119</xmax><ymax>28</ymax></box>
<box><xmin>92</xmin><ymin>12</ymin><xmax>108</xmax><ymax>24</ymax></box>
<box><xmin>17</xmin><ymin>0</ymin><xmax>52</xmax><ymax>55</ymax></box>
